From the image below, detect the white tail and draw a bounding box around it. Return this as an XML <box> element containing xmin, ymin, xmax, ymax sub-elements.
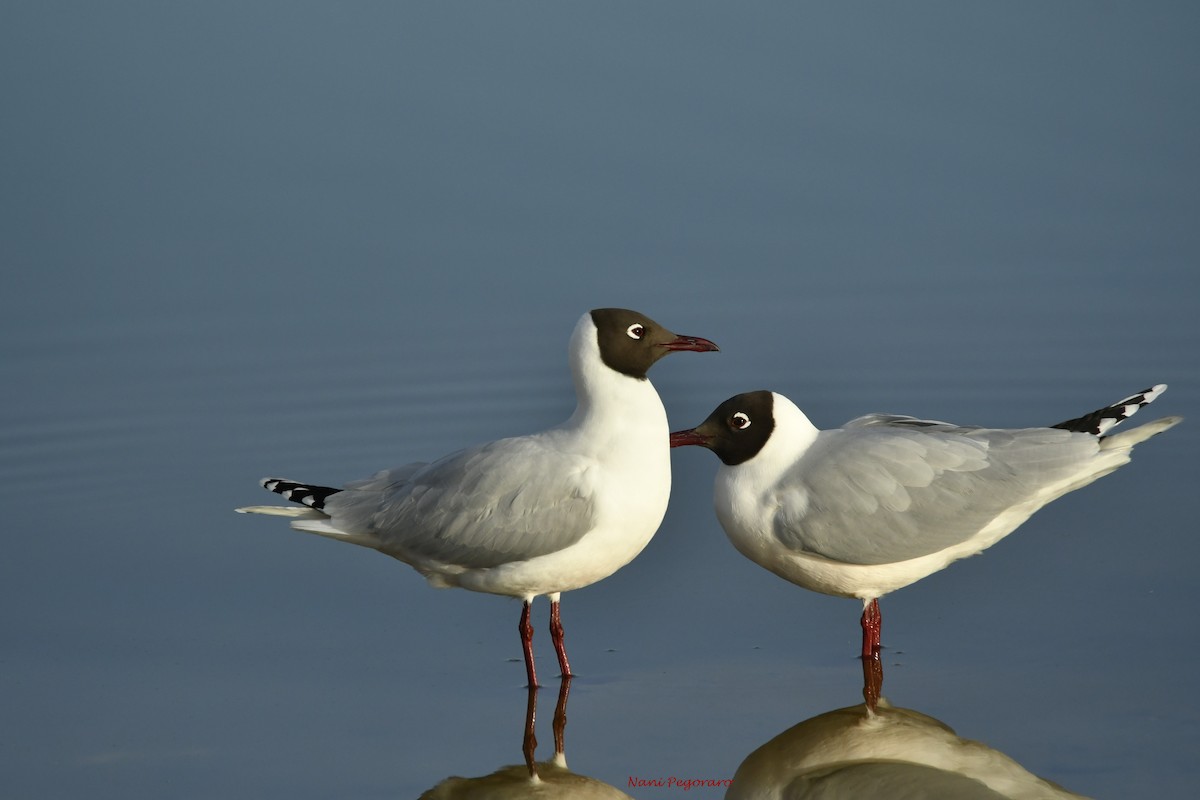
<box><xmin>235</xmin><ymin>505</ymin><xmax>325</xmax><ymax>518</ymax></box>
<box><xmin>1100</xmin><ymin>415</ymin><xmax>1183</xmax><ymax>450</ymax></box>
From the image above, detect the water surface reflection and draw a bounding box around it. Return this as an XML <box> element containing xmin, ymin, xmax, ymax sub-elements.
<box><xmin>726</xmin><ymin>658</ymin><xmax>1090</xmax><ymax>799</ymax></box>
<box><xmin>420</xmin><ymin>678</ymin><xmax>632</xmax><ymax>799</ymax></box>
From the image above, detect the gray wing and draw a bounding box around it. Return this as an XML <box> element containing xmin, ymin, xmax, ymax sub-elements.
<box><xmin>772</xmin><ymin>414</ymin><xmax>1100</xmax><ymax>565</ymax></box>
<box><xmin>324</xmin><ymin>435</ymin><xmax>596</xmax><ymax>569</ymax></box>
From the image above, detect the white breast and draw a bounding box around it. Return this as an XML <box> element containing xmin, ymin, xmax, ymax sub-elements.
<box><xmin>453</xmin><ymin>322</ymin><xmax>673</xmax><ymax>599</ymax></box>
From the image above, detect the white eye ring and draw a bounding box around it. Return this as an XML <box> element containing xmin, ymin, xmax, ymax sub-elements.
<box><xmin>731</xmin><ymin>412</ymin><xmax>751</xmax><ymax>430</ymax></box>
<box><xmin>626</xmin><ymin>323</ymin><xmax>646</xmax><ymax>340</ymax></box>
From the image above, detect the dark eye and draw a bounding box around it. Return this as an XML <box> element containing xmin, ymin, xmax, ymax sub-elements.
<box><xmin>730</xmin><ymin>412</ymin><xmax>751</xmax><ymax>430</ymax></box>
<box><xmin>626</xmin><ymin>323</ymin><xmax>646</xmax><ymax>340</ymax></box>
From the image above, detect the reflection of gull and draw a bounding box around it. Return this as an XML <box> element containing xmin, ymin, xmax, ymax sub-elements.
<box><xmin>670</xmin><ymin>386</ymin><xmax>1179</xmax><ymax>658</ymax></box>
<box><xmin>420</xmin><ymin>679</ymin><xmax>632</xmax><ymax>799</ymax></box>
<box><xmin>727</xmin><ymin>667</ymin><xmax>1091</xmax><ymax>800</ymax></box>
<box><xmin>237</xmin><ymin>308</ymin><xmax>717</xmax><ymax>686</ymax></box>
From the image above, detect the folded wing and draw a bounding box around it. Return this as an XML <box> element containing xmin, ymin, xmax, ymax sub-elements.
<box><xmin>314</xmin><ymin>435</ymin><xmax>598</xmax><ymax>570</ymax></box>
<box><xmin>772</xmin><ymin>415</ymin><xmax>1101</xmax><ymax>565</ymax></box>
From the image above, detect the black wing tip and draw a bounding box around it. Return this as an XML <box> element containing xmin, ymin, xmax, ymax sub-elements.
<box><xmin>260</xmin><ymin>477</ymin><xmax>340</xmax><ymax>510</ymax></box>
<box><xmin>1051</xmin><ymin>384</ymin><xmax>1168</xmax><ymax>436</ymax></box>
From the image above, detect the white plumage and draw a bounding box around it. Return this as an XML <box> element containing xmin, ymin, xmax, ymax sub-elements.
<box><xmin>728</xmin><ymin>699</ymin><xmax>1090</xmax><ymax>799</ymax></box>
<box><xmin>238</xmin><ymin>308</ymin><xmax>717</xmax><ymax>685</ymax></box>
<box><xmin>671</xmin><ymin>385</ymin><xmax>1180</xmax><ymax>657</ymax></box>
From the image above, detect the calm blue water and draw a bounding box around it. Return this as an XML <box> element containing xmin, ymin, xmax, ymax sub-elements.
<box><xmin>3</xmin><ymin>4</ymin><xmax>1198</xmax><ymax>798</ymax></box>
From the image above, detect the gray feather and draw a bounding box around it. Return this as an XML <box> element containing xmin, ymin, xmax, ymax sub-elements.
<box><xmin>321</xmin><ymin>434</ymin><xmax>597</xmax><ymax>569</ymax></box>
<box><xmin>773</xmin><ymin>416</ymin><xmax>1100</xmax><ymax>565</ymax></box>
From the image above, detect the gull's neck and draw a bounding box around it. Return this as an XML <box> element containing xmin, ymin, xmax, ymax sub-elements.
<box><xmin>562</xmin><ymin>314</ymin><xmax>667</xmax><ymax>438</ymax></box>
<box><xmin>735</xmin><ymin>392</ymin><xmax>820</xmax><ymax>478</ymax></box>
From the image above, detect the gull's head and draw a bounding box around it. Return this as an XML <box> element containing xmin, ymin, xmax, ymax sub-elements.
<box><xmin>579</xmin><ymin>308</ymin><xmax>719</xmax><ymax>380</ymax></box>
<box><xmin>670</xmin><ymin>390</ymin><xmax>778</xmax><ymax>466</ymax></box>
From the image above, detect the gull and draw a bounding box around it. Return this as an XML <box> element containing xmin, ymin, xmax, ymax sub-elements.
<box><xmin>237</xmin><ymin>308</ymin><xmax>717</xmax><ymax>686</ymax></box>
<box><xmin>670</xmin><ymin>385</ymin><xmax>1180</xmax><ymax>657</ymax></box>
<box><xmin>727</xmin><ymin>697</ymin><xmax>1091</xmax><ymax>799</ymax></box>
<box><xmin>420</xmin><ymin>679</ymin><xmax>633</xmax><ymax>798</ymax></box>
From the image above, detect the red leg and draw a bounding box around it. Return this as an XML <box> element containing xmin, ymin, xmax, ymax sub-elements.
<box><xmin>521</xmin><ymin>684</ymin><xmax>539</xmax><ymax>779</ymax></box>
<box><xmin>872</xmin><ymin>598</ymin><xmax>883</xmax><ymax>653</ymax></box>
<box><xmin>553</xmin><ymin>676</ymin><xmax>572</xmax><ymax>756</ymax></box>
<box><xmin>860</xmin><ymin>598</ymin><xmax>882</xmax><ymax>659</ymax></box>
<box><xmin>520</xmin><ymin>600</ymin><xmax>539</xmax><ymax>688</ymax></box>
<box><xmin>549</xmin><ymin>596</ymin><xmax>574</xmax><ymax>678</ymax></box>
<box><xmin>861</xmin><ymin>648</ymin><xmax>883</xmax><ymax>712</ymax></box>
